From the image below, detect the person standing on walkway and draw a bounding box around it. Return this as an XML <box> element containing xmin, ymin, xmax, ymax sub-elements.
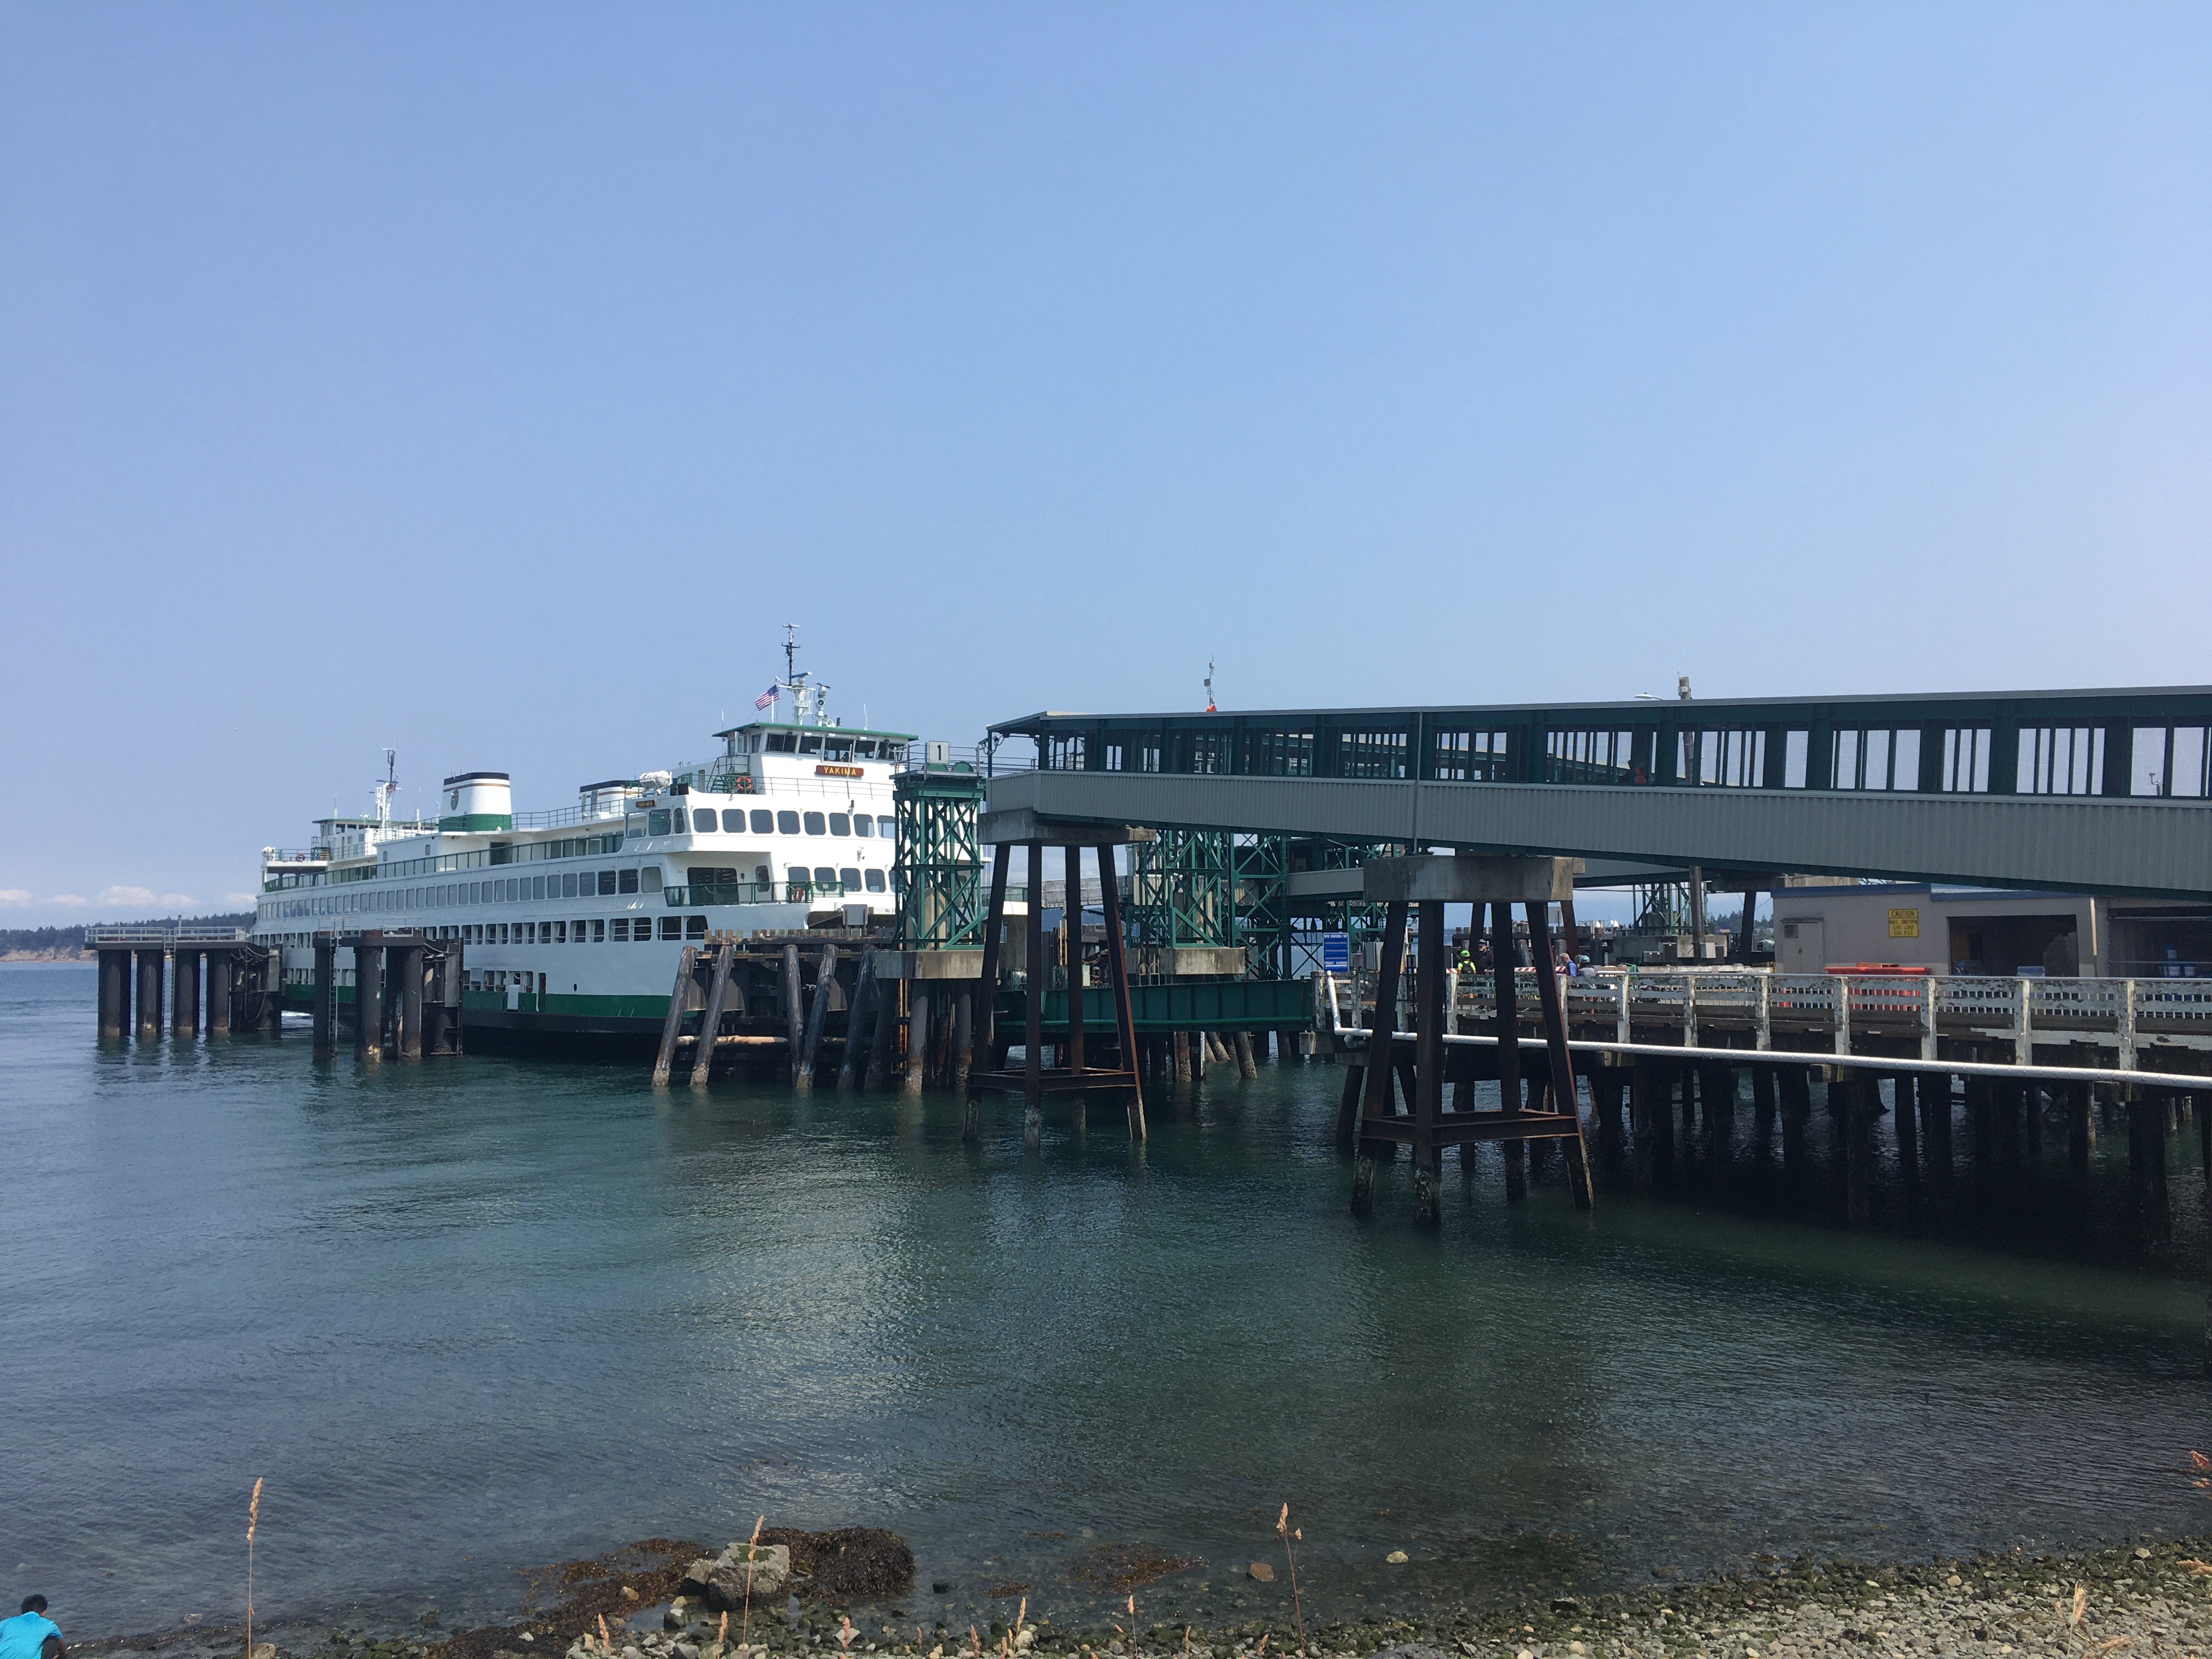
<box><xmin>0</xmin><ymin>1597</ymin><xmax>64</xmax><ymax>1659</ymax></box>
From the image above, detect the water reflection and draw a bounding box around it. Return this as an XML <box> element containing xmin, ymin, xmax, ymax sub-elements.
<box><xmin>2</xmin><ymin>964</ymin><xmax>2205</xmax><ymax>1647</ymax></box>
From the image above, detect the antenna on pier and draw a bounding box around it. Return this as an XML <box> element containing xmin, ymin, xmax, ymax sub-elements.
<box><xmin>1203</xmin><ymin>659</ymin><xmax>1216</xmax><ymax>713</ymax></box>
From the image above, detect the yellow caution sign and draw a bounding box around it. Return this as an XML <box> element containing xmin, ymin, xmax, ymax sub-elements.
<box><xmin>1888</xmin><ymin>907</ymin><xmax>1921</xmax><ymax>939</ymax></box>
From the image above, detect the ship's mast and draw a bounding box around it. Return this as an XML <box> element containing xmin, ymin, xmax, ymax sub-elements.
<box><xmin>374</xmin><ymin>749</ymin><xmax>399</xmax><ymax>826</ymax></box>
<box><xmin>779</xmin><ymin>622</ymin><xmax>833</xmax><ymax>726</ymax></box>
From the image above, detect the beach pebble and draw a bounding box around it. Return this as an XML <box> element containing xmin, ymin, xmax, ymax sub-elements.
<box><xmin>1248</xmin><ymin>1562</ymin><xmax>1275</xmax><ymax>1582</ymax></box>
<box><xmin>1386</xmin><ymin>1551</ymin><xmax>1410</xmax><ymax>1565</ymax></box>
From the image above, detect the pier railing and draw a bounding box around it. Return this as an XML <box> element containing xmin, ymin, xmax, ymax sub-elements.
<box><xmin>1333</xmin><ymin>966</ymin><xmax>2212</xmax><ymax>1080</ymax></box>
<box><xmin>85</xmin><ymin>926</ymin><xmax>252</xmax><ymax>946</ymax></box>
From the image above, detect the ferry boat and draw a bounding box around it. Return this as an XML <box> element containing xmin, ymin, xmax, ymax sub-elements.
<box><xmin>251</xmin><ymin>637</ymin><xmax>924</xmax><ymax>1040</ymax></box>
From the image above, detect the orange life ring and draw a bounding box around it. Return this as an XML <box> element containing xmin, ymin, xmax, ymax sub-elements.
<box><xmin>734</xmin><ymin>775</ymin><xmax>754</xmax><ymax>793</ymax></box>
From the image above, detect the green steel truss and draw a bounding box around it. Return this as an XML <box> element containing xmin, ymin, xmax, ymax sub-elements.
<box><xmin>1128</xmin><ymin>830</ymin><xmax>1232</xmax><ymax>950</ymax></box>
<box><xmin>893</xmin><ymin>768</ymin><xmax>988</xmax><ymax>950</ymax></box>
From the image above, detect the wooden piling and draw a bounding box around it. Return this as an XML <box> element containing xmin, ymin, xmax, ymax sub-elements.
<box><xmin>1893</xmin><ymin>1074</ymin><xmax>1918</xmax><ymax>1186</ymax></box>
<box><xmin>1234</xmin><ymin>1031</ymin><xmax>1259</xmax><ymax>1078</ymax></box>
<box><xmin>903</xmin><ymin>982</ymin><xmax>930</xmax><ymax>1098</ymax></box>
<box><xmin>837</xmin><ymin>949</ymin><xmax>877</xmax><ymax>1091</ymax></box>
<box><xmin>652</xmin><ymin>945</ymin><xmax>699</xmax><ymax>1086</ymax></box>
<box><xmin>691</xmin><ymin>942</ymin><xmax>737</xmax><ymax>1090</ymax></box>
<box><xmin>2129</xmin><ymin>1096</ymin><xmax>2172</xmax><ymax>1246</ymax></box>
<box><xmin>1172</xmin><ymin>1031</ymin><xmax>1192</xmax><ymax>1084</ymax></box>
<box><xmin>781</xmin><ymin>944</ymin><xmax>805</xmax><ymax>1080</ymax></box>
<box><xmin>1923</xmin><ymin>1073</ymin><xmax>1953</xmax><ymax>1186</ymax></box>
<box><xmin>870</xmin><ymin>973</ymin><xmax>901</xmax><ymax>1093</ymax></box>
<box><xmin>1842</xmin><ymin>1073</ymin><xmax>1875</xmax><ymax>1225</ymax></box>
<box><xmin>795</xmin><ymin>943</ymin><xmax>838</xmax><ymax>1091</ymax></box>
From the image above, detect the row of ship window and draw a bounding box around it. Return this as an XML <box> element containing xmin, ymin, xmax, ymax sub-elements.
<box><xmin>266</xmin><ymin>867</ymin><xmax>657</xmax><ymax>919</ymax></box>
<box><xmin>649</xmin><ymin>808</ymin><xmax>895</xmax><ymax>838</ymax></box>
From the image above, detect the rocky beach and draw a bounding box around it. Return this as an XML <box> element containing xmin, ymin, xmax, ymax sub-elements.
<box><xmin>65</xmin><ymin>1534</ymin><xmax>2212</xmax><ymax>1659</ymax></box>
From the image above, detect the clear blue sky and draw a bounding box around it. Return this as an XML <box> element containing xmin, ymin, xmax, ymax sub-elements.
<box><xmin>3</xmin><ymin>3</ymin><xmax>2207</xmax><ymax>920</ymax></box>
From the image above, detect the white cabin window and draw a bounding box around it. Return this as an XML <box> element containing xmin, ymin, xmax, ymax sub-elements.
<box><xmin>751</xmin><ymin>809</ymin><xmax>774</xmax><ymax>833</ymax></box>
<box><xmin>830</xmin><ymin>813</ymin><xmax>851</xmax><ymax>836</ymax></box>
<box><xmin>803</xmin><ymin>812</ymin><xmax>827</xmax><ymax>836</ymax></box>
<box><xmin>777</xmin><ymin>811</ymin><xmax>800</xmax><ymax>834</ymax></box>
<box><xmin>877</xmin><ymin>815</ymin><xmax>894</xmax><ymax>836</ymax></box>
<box><xmin>854</xmin><ymin>816</ymin><xmax>874</xmax><ymax>838</ymax></box>
<box><xmin>865</xmin><ymin>870</ymin><xmax>887</xmax><ymax>892</ymax></box>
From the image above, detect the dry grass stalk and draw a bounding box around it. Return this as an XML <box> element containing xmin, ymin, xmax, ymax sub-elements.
<box><xmin>1275</xmin><ymin>1504</ymin><xmax>1307</xmax><ymax>1659</ymax></box>
<box><xmin>597</xmin><ymin>1615</ymin><xmax>612</xmax><ymax>1652</ymax></box>
<box><xmin>2073</xmin><ymin>1587</ymin><xmax>2089</xmax><ymax>1627</ymax></box>
<box><xmin>742</xmin><ymin>1517</ymin><xmax>766</xmax><ymax>1649</ymax></box>
<box><xmin>246</xmin><ymin>1478</ymin><xmax>264</xmax><ymax>1658</ymax></box>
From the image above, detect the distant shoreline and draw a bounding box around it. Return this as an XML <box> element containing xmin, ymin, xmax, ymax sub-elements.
<box><xmin>3</xmin><ymin>949</ymin><xmax>92</xmax><ymax>962</ymax></box>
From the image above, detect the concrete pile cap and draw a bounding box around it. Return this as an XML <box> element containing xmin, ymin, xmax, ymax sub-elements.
<box><xmin>976</xmin><ymin>809</ymin><xmax>1158</xmax><ymax>847</ymax></box>
<box><xmin>1362</xmin><ymin>854</ymin><xmax>1583</xmax><ymax>903</ymax></box>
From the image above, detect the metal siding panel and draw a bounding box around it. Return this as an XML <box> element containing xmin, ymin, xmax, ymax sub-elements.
<box><xmin>986</xmin><ymin>771</ymin><xmax>2212</xmax><ymax>899</ymax></box>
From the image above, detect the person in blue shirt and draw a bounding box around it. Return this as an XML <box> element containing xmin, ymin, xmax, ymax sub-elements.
<box><xmin>0</xmin><ymin>1596</ymin><xmax>64</xmax><ymax>1659</ymax></box>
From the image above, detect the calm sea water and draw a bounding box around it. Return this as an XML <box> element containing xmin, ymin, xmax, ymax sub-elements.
<box><xmin>5</xmin><ymin>962</ymin><xmax>2209</xmax><ymax>1641</ymax></box>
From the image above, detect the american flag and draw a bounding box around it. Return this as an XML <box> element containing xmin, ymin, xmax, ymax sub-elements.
<box><xmin>754</xmin><ymin>684</ymin><xmax>780</xmax><ymax>710</ymax></box>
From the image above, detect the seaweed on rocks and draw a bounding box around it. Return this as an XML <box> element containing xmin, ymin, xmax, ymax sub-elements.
<box><xmin>428</xmin><ymin>1539</ymin><xmax>701</xmax><ymax>1659</ymax></box>
<box><xmin>760</xmin><ymin>1530</ymin><xmax>916</xmax><ymax>1601</ymax></box>
<box><xmin>1067</xmin><ymin>1546</ymin><xmax>1203</xmax><ymax>1594</ymax></box>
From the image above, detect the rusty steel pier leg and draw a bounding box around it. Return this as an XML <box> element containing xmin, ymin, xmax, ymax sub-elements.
<box><xmin>1063</xmin><ymin>844</ymin><xmax>1087</xmax><ymax>1136</ymax></box>
<box><xmin>1023</xmin><ymin>841</ymin><xmax>1045</xmax><ymax>1149</ymax></box>
<box><xmin>965</xmin><ymin>851</ymin><xmax>1012</xmax><ymax>1137</ymax></box>
<box><xmin>1412</xmin><ymin>895</ymin><xmax>1445</xmax><ymax>1227</ymax></box>
<box><xmin>1494</xmin><ymin>901</ymin><xmax>1526</xmax><ymax>1203</ymax></box>
<box><xmin>1351</xmin><ymin>898</ymin><xmax>1409</xmax><ymax>1216</ymax></box>
<box><xmin>1526</xmin><ymin>898</ymin><xmax>1595</xmax><ymax>1210</ymax></box>
<box><xmin>1096</xmin><ymin>843</ymin><xmax>1144</xmax><ymax>1139</ymax></box>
